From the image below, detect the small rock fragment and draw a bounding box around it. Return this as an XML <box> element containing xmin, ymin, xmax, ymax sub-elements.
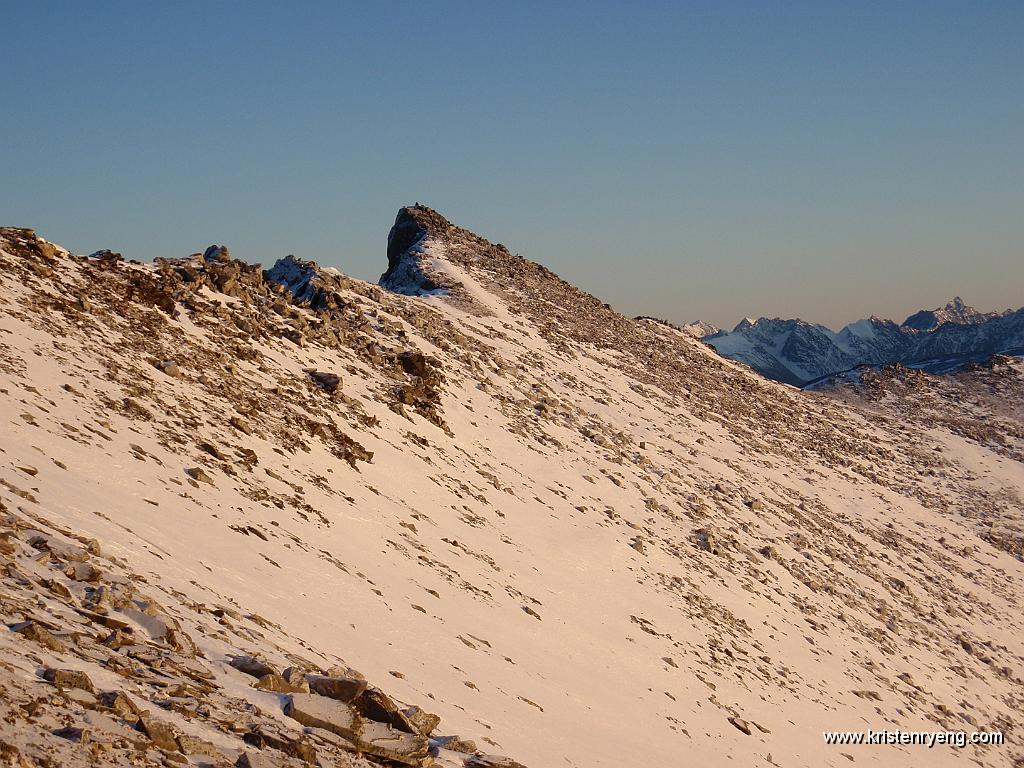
<box><xmin>155</xmin><ymin>359</ymin><xmax>181</xmax><ymax>377</ymax></box>
<box><xmin>229</xmin><ymin>655</ymin><xmax>280</xmax><ymax>678</ymax></box>
<box><xmin>440</xmin><ymin>736</ymin><xmax>479</xmax><ymax>754</ymax></box>
<box><xmin>43</xmin><ymin>668</ymin><xmax>94</xmax><ymax>692</ymax></box>
<box><xmin>306</xmin><ymin>370</ymin><xmax>341</xmax><ymax>393</ymax></box>
<box><xmin>465</xmin><ymin>756</ymin><xmax>529</xmax><ymax>768</ymax></box>
<box><xmin>402</xmin><ymin>705</ymin><xmax>441</xmax><ymax>736</ymax></box>
<box><xmin>235</xmin><ymin>752</ymin><xmax>280</xmax><ymax>768</ymax></box>
<box><xmin>138</xmin><ymin>715</ymin><xmax>179</xmax><ymax>751</ymax></box>
<box><xmin>255</xmin><ymin>673</ymin><xmax>309</xmax><ymax>694</ymax></box>
<box><xmin>186</xmin><ymin>467</ymin><xmax>215</xmax><ymax>485</ymax></box>
<box><xmin>98</xmin><ymin>690</ymin><xmax>142</xmax><ymax>719</ymax></box>
<box><xmin>65</xmin><ymin>560</ymin><xmax>103</xmax><ymax>582</ymax></box>
<box><xmin>728</xmin><ymin>716</ymin><xmax>752</xmax><ymax>735</ymax></box>
<box><xmin>306</xmin><ymin>673</ymin><xmax>366</xmax><ymax>702</ymax></box>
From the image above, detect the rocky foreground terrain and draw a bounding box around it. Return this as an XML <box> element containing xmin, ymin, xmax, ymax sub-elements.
<box><xmin>0</xmin><ymin>208</ymin><xmax>1022</xmax><ymax>767</ymax></box>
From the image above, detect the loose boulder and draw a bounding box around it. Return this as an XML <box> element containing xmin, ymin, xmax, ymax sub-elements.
<box><xmin>306</xmin><ymin>673</ymin><xmax>366</xmax><ymax>702</ymax></box>
<box><xmin>283</xmin><ymin>694</ymin><xmax>428</xmax><ymax>766</ymax></box>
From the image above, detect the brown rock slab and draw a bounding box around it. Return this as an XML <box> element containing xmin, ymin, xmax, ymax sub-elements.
<box><xmin>465</xmin><ymin>756</ymin><xmax>529</xmax><ymax>768</ymax></box>
<box><xmin>283</xmin><ymin>693</ymin><xmax>358</xmax><ymax>738</ymax></box>
<box><xmin>43</xmin><ymin>667</ymin><xmax>95</xmax><ymax>692</ymax></box>
<box><xmin>324</xmin><ymin>664</ymin><xmax>366</xmax><ymax>681</ymax></box>
<box><xmin>235</xmin><ymin>752</ymin><xmax>286</xmax><ymax>768</ymax></box>
<box><xmin>98</xmin><ymin>690</ymin><xmax>142</xmax><ymax>720</ymax></box>
<box><xmin>12</xmin><ymin>621</ymin><xmax>67</xmax><ymax>653</ymax></box>
<box><xmin>53</xmin><ymin>726</ymin><xmax>89</xmax><ymax>744</ymax></box>
<box><xmin>255</xmin><ymin>673</ymin><xmax>309</xmax><ymax>694</ymax></box>
<box><xmin>186</xmin><ymin>467</ymin><xmax>215</xmax><ymax>485</ymax></box>
<box><xmin>177</xmin><ymin>734</ymin><xmax>222</xmax><ymax>756</ymax></box>
<box><xmin>306</xmin><ymin>673</ymin><xmax>366</xmax><ymax>702</ymax></box>
<box><xmin>65</xmin><ymin>687</ymin><xmax>99</xmax><ymax>708</ymax></box>
<box><xmin>306</xmin><ymin>370</ymin><xmax>341</xmax><ymax>393</ymax></box>
<box><xmin>283</xmin><ymin>694</ymin><xmax>428</xmax><ymax>766</ymax></box>
<box><xmin>441</xmin><ymin>736</ymin><xmax>478</xmax><ymax>753</ymax></box>
<box><xmin>65</xmin><ymin>560</ymin><xmax>103</xmax><ymax>582</ymax></box>
<box><xmin>138</xmin><ymin>715</ymin><xmax>179</xmax><ymax>751</ymax></box>
<box><xmin>229</xmin><ymin>655</ymin><xmax>280</xmax><ymax>678</ymax></box>
<box><xmin>402</xmin><ymin>705</ymin><xmax>441</xmax><ymax>736</ymax></box>
<box><xmin>354</xmin><ymin>688</ymin><xmax>417</xmax><ymax>734</ymax></box>
<box><xmin>27</xmin><ymin>533</ymin><xmax>90</xmax><ymax>562</ymax></box>
<box><xmin>728</xmin><ymin>716</ymin><xmax>752</xmax><ymax>735</ymax></box>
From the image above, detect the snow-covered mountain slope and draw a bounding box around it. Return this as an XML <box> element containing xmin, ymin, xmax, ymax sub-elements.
<box><xmin>707</xmin><ymin>318</ymin><xmax>855</xmax><ymax>386</ymax></box>
<box><xmin>0</xmin><ymin>210</ymin><xmax>1023</xmax><ymax>768</ymax></box>
<box><xmin>706</xmin><ymin>299</ymin><xmax>1024</xmax><ymax>387</ymax></box>
<box><xmin>812</xmin><ymin>355</ymin><xmax>1024</xmax><ymax>470</ymax></box>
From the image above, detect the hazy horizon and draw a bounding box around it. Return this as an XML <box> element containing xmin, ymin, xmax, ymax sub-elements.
<box><xmin>3</xmin><ymin>1</ymin><xmax>1021</xmax><ymax>330</ymax></box>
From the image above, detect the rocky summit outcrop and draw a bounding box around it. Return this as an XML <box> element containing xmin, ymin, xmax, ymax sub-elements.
<box><xmin>380</xmin><ymin>206</ymin><xmax>461</xmax><ymax>298</ymax></box>
<box><xmin>0</xmin><ymin>214</ymin><xmax>1023</xmax><ymax>767</ymax></box>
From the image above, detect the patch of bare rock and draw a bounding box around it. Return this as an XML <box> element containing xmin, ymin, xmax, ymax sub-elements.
<box><xmin>0</xmin><ymin>496</ymin><xmax>523</xmax><ymax>768</ymax></box>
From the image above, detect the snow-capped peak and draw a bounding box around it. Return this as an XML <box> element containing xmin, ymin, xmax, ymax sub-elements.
<box><xmin>709</xmin><ymin>299</ymin><xmax>1024</xmax><ymax>386</ymax></box>
<box><xmin>901</xmin><ymin>296</ymin><xmax>994</xmax><ymax>331</ymax></box>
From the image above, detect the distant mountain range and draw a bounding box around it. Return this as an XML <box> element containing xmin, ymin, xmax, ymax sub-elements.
<box><xmin>703</xmin><ymin>297</ymin><xmax>1024</xmax><ymax>387</ymax></box>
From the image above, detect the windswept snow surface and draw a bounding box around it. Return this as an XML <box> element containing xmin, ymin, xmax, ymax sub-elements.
<box><xmin>0</xmin><ymin>213</ymin><xmax>1023</xmax><ymax>767</ymax></box>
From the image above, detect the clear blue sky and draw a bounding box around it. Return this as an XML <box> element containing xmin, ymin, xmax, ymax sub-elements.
<box><xmin>3</xmin><ymin>1</ymin><xmax>1022</xmax><ymax>329</ymax></box>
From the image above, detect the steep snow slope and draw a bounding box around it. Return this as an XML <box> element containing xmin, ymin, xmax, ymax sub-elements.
<box><xmin>814</xmin><ymin>356</ymin><xmax>1024</xmax><ymax>473</ymax></box>
<box><xmin>0</xmin><ymin>211</ymin><xmax>1022</xmax><ymax>767</ymax></box>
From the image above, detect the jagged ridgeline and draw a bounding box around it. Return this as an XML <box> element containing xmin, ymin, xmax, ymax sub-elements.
<box><xmin>0</xmin><ymin>210</ymin><xmax>1022</xmax><ymax>768</ymax></box>
<box><xmin>705</xmin><ymin>301</ymin><xmax>1024</xmax><ymax>388</ymax></box>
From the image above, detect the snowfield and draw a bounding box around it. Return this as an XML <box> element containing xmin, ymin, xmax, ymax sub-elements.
<box><xmin>0</xmin><ymin>209</ymin><xmax>1022</xmax><ymax>767</ymax></box>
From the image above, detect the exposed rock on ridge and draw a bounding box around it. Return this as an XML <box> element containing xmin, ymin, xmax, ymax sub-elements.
<box><xmin>380</xmin><ymin>206</ymin><xmax>459</xmax><ymax>297</ymax></box>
